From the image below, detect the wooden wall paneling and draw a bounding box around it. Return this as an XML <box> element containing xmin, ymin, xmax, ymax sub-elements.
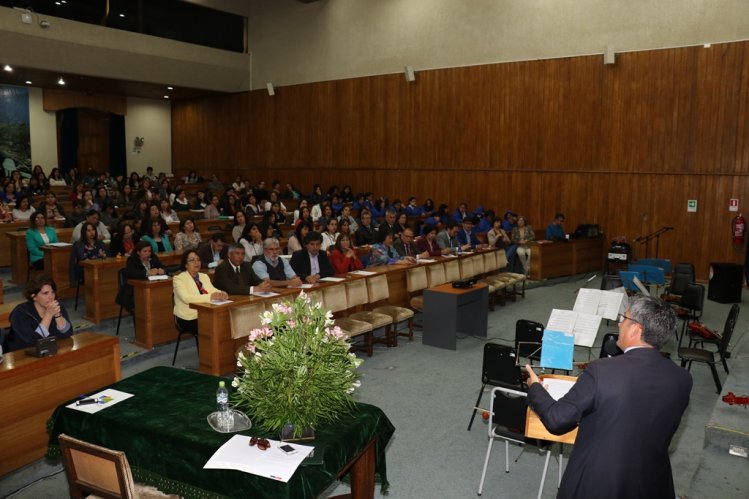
<box><xmin>77</xmin><ymin>109</ymin><xmax>109</xmax><ymax>173</ymax></box>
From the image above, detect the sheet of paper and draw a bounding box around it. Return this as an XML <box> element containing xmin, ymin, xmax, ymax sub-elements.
<box><xmin>573</xmin><ymin>288</ymin><xmax>600</xmax><ymax>316</ymax></box>
<box><xmin>572</xmin><ymin>312</ymin><xmax>602</xmax><ymax>348</ymax></box>
<box><xmin>546</xmin><ymin>309</ymin><xmax>577</xmax><ymax>335</ymax></box>
<box><xmin>540</xmin><ymin>377</ymin><xmax>576</xmax><ymax>401</ymax></box>
<box><xmin>210</xmin><ymin>299</ymin><xmax>233</xmax><ymax>305</ymax></box>
<box><xmin>442</xmin><ymin>254</ymin><xmax>459</xmax><ymax>258</ymax></box>
<box><xmin>349</xmin><ymin>270</ymin><xmax>375</xmax><ymax>276</ymax></box>
<box><xmin>540</xmin><ymin>330</ymin><xmax>574</xmax><ymax>370</ymax></box>
<box><xmin>204</xmin><ymin>435</ymin><xmax>314</xmax><ymax>483</ymax></box>
<box><xmin>66</xmin><ymin>389</ymin><xmax>134</xmax><ymax>414</ymax></box>
<box><xmin>596</xmin><ymin>290</ymin><xmax>624</xmax><ymax>321</ymax></box>
<box><xmin>319</xmin><ymin>277</ymin><xmax>345</xmax><ymax>282</ymax></box>
<box><xmin>47</xmin><ymin>242</ymin><xmax>72</xmax><ymax>247</ymax></box>
<box><xmin>417</xmin><ymin>259</ymin><xmax>437</xmax><ymax>264</ymax></box>
<box><xmin>615</xmin><ymin>288</ymin><xmax>629</xmax><ymax>315</ymax></box>
<box><xmin>251</xmin><ymin>291</ymin><xmax>280</xmax><ymax>297</ymax></box>
<box><xmin>291</xmin><ymin>284</ymin><xmax>315</xmax><ymax>289</ymax></box>
<box><xmin>147</xmin><ymin>275</ymin><xmax>169</xmax><ymax>281</ymax></box>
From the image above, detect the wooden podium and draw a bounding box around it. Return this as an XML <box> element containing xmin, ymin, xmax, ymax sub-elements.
<box><xmin>525</xmin><ymin>374</ymin><xmax>579</xmax><ymax>444</ymax></box>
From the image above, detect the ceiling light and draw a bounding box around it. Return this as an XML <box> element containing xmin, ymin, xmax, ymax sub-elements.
<box><xmin>25</xmin><ymin>80</ymin><xmax>32</xmax><ymax>85</ymax></box>
<box><xmin>167</xmin><ymin>86</ymin><xmax>173</xmax><ymax>90</ymax></box>
<box><xmin>3</xmin><ymin>65</ymin><xmax>12</xmax><ymax>72</ymax></box>
<box><xmin>55</xmin><ymin>1</ymin><xmax>61</xmax><ymax>5</ymax></box>
<box><xmin>163</xmin><ymin>95</ymin><xmax>169</xmax><ymax>99</ymax></box>
<box><xmin>61</xmin><ymin>0</ymin><xmax>67</xmax><ymax>3</ymax></box>
<box><xmin>57</xmin><ymin>77</ymin><xmax>66</xmax><ymax>85</ymax></box>
<box><xmin>119</xmin><ymin>14</ymin><xmax>125</xmax><ymax>18</ymax></box>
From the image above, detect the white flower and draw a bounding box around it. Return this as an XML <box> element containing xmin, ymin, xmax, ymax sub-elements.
<box><xmin>231</xmin><ymin>378</ymin><xmax>239</xmax><ymax>388</ymax></box>
<box><xmin>260</xmin><ymin>310</ymin><xmax>274</xmax><ymax>325</ymax></box>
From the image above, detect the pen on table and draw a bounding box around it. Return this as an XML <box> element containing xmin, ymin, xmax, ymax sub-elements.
<box><xmin>76</xmin><ymin>397</ymin><xmax>97</xmax><ymax>405</ymax></box>
<box><xmin>269</xmin><ymin>475</ymin><xmax>283</xmax><ymax>481</ymax></box>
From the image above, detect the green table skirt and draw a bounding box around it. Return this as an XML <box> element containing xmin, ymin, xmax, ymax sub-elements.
<box><xmin>47</xmin><ymin>366</ymin><xmax>395</xmax><ymax>498</ymax></box>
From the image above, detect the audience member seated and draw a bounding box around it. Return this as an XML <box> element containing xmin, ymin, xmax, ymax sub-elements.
<box><xmin>436</xmin><ymin>221</ymin><xmax>468</xmax><ymax>253</ymax></box>
<box><xmin>329</xmin><ymin>233</ymin><xmax>364</xmax><ymax>274</ymax></box>
<box><xmin>172</xmin><ymin>188</ymin><xmax>191</xmax><ymax>212</ymax></box>
<box><xmin>12</xmin><ymin>196</ymin><xmax>34</xmax><ymax>221</ymax></box>
<box><xmin>355</xmin><ymin>210</ymin><xmax>377</xmax><ymax>246</ymax></box>
<box><xmin>452</xmin><ymin>202</ymin><xmax>470</xmax><ymax>223</ymax></box>
<box><xmin>173</xmin><ymin>217</ymin><xmax>202</xmax><ymax>252</ymax></box>
<box><xmin>368</xmin><ymin>229</ymin><xmax>416</xmax><ymax>266</ymax></box>
<box><xmin>252</xmin><ymin>238</ymin><xmax>303</xmax><ymax>287</ymax></box>
<box><xmin>6</xmin><ymin>275</ymin><xmax>72</xmax><ymax>352</ymax></box>
<box><xmin>415</xmin><ymin>224</ymin><xmax>447</xmax><ymax>257</ymax></box>
<box><xmin>321</xmin><ymin>218</ymin><xmax>339</xmax><ymax>251</ymax></box>
<box><xmin>293</xmin><ymin>201</ymin><xmax>311</xmax><ymax>227</ymax></box>
<box><xmin>159</xmin><ymin>198</ymin><xmax>180</xmax><ymax>224</ymax></box>
<box><xmin>285</xmin><ymin>221</ymin><xmax>310</xmax><ymax>255</ymax></box>
<box><xmin>26</xmin><ymin>211</ymin><xmax>59</xmax><ymax>271</ymax></box>
<box><xmin>512</xmin><ymin>215</ymin><xmax>535</xmax><ymax>276</ymax></box>
<box><xmin>198</xmin><ymin>232</ymin><xmax>228</xmax><ymax>269</ymax></box>
<box><xmin>545</xmin><ymin>212</ymin><xmax>567</xmax><ymax>241</ymax></box>
<box><xmin>173</xmin><ymin>249</ymin><xmax>228</xmax><ymax>335</ymax></box>
<box><xmin>193</xmin><ymin>190</ymin><xmax>208</xmax><ymax>210</ymax></box>
<box><xmin>238</xmin><ymin>221</ymin><xmax>265</xmax><ymax>261</ymax></box>
<box><xmin>204</xmin><ymin>194</ymin><xmax>222</xmax><ymax>219</ymax></box>
<box><xmin>244</xmin><ymin>193</ymin><xmax>262</xmax><ymax>218</ymax></box>
<box><xmin>48</xmin><ymin>167</ymin><xmax>66</xmax><ymax>186</ymax></box>
<box><xmin>141</xmin><ymin>217</ymin><xmax>173</xmax><ymax>254</ymax></box>
<box><xmin>71</xmin><ymin>209</ymin><xmax>111</xmax><ymax>243</ymax></box>
<box><xmin>109</xmin><ymin>222</ymin><xmax>139</xmax><ymax>257</ymax></box>
<box><xmin>290</xmin><ymin>231</ymin><xmax>335</xmax><ymax>284</ymax></box>
<box><xmin>486</xmin><ymin>218</ymin><xmax>510</xmax><ymax>249</ymax></box>
<box><xmin>393</xmin><ymin>213</ymin><xmax>409</xmax><ymax>238</ymax></box>
<box><xmin>212</xmin><ymin>244</ymin><xmax>272</xmax><ymax>295</ymax></box>
<box><xmin>116</xmin><ymin>241</ymin><xmax>166</xmax><ymax>312</ymax></box>
<box><xmin>456</xmin><ymin>217</ymin><xmax>483</xmax><ymax>249</ymax></box>
<box><xmin>404</xmin><ymin>197</ymin><xmax>425</xmax><ymax>217</ymax></box>
<box><xmin>338</xmin><ymin>218</ymin><xmax>356</xmax><ymax>247</ymax></box>
<box><xmin>379</xmin><ymin>209</ymin><xmax>399</xmax><ymax>235</ymax></box>
<box><xmin>337</xmin><ymin>205</ymin><xmax>359</xmax><ymax>232</ymax></box>
<box><xmin>231</xmin><ymin>211</ymin><xmax>247</xmax><ymax>243</ymax></box>
<box><xmin>69</xmin><ymin>221</ymin><xmax>108</xmax><ymax>287</ymax></box>
<box><xmin>394</xmin><ymin>227</ymin><xmax>426</xmax><ymax>258</ymax></box>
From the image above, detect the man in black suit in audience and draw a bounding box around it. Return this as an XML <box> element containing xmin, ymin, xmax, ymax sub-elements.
<box><xmin>393</xmin><ymin>227</ymin><xmax>426</xmax><ymax>258</ymax></box>
<box><xmin>213</xmin><ymin>244</ymin><xmax>272</xmax><ymax>295</ymax></box>
<box><xmin>356</xmin><ymin>209</ymin><xmax>377</xmax><ymax>246</ymax></box>
<box><xmin>290</xmin><ymin>231</ymin><xmax>334</xmax><ymax>284</ymax></box>
<box><xmin>198</xmin><ymin>232</ymin><xmax>228</xmax><ymax>269</ymax></box>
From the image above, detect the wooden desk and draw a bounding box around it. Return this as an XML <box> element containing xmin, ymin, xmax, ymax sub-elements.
<box><xmin>128</xmin><ymin>278</ymin><xmax>179</xmax><ymax>349</ymax></box>
<box><xmin>47</xmin><ymin>366</ymin><xmax>393</xmax><ymax>499</ymax></box>
<box><xmin>7</xmin><ymin>226</ymin><xmax>73</xmax><ymax>285</ymax></box>
<box><xmin>529</xmin><ymin>238</ymin><xmax>605</xmax><ymax>280</ymax></box>
<box><xmin>81</xmin><ymin>253</ymin><xmax>181</xmax><ymax>324</ymax></box>
<box><xmin>0</xmin><ymin>301</ymin><xmax>20</xmax><ymax>328</ymax></box>
<box><xmin>0</xmin><ymin>332</ymin><xmax>120</xmax><ymax>475</ymax></box>
<box><xmin>422</xmin><ymin>282</ymin><xmax>489</xmax><ymax>350</ymax></box>
<box><xmin>42</xmin><ymin>243</ymin><xmax>76</xmax><ymax>298</ymax></box>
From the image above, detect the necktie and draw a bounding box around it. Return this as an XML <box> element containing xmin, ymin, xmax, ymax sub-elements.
<box><xmin>194</xmin><ymin>275</ymin><xmax>208</xmax><ymax>295</ymax></box>
<box><xmin>235</xmin><ymin>266</ymin><xmax>240</xmax><ymax>275</ymax></box>
<box><xmin>405</xmin><ymin>244</ymin><xmax>411</xmax><ymax>256</ymax></box>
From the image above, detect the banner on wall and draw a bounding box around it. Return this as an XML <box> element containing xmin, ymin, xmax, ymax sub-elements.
<box><xmin>0</xmin><ymin>84</ymin><xmax>31</xmax><ymax>177</ymax></box>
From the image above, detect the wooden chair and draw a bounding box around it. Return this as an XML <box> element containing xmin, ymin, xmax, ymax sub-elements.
<box><xmin>58</xmin><ymin>434</ymin><xmax>178</xmax><ymax>499</ymax></box>
<box><xmin>323</xmin><ymin>284</ymin><xmax>374</xmax><ymax>356</ymax></box>
<box><xmin>348</xmin><ymin>276</ymin><xmax>395</xmax><ymax>347</ymax></box>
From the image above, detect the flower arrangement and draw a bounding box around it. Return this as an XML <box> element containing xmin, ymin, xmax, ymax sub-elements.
<box><xmin>232</xmin><ymin>291</ymin><xmax>363</xmax><ymax>437</ymax></box>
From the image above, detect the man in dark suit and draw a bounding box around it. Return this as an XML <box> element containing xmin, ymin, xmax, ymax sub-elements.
<box><xmin>393</xmin><ymin>227</ymin><xmax>428</xmax><ymax>258</ymax></box>
<box><xmin>213</xmin><ymin>244</ymin><xmax>272</xmax><ymax>295</ymax></box>
<box><xmin>525</xmin><ymin>296</ymin><xmax>692</xmax><ymax>499</ymax></box>
<box><xmin>198</xmin><ymin>232</ymin><xmax>229</xmax><ymax>269</ymax></box>
<box><xmin>289</xmin><ymin>231</ymin><xmax>334</xmax><ymax>284</ymax></box>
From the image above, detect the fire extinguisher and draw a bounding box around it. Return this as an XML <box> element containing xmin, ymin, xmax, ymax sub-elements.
<box><xmin>732</xmin><ymin>213</ymin><xmax>746</xmax><ymax>248</ymax></box>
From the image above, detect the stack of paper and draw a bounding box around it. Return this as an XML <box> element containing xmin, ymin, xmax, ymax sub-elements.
<box><xmin>204</xmin><ymin>435</ymin><xmax>314</xmax><ymax>482</ymax></box>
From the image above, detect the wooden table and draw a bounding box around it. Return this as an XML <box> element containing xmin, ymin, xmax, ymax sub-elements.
<box><xmin>0</xmin><ymin>300</ymin><xmax>20</xmax><ymax>328</ymax></box>
<box><xmin>128</xmin><ymin>278</ymin><xmax>179</xmax><ymax>349</ymax></box>
<box><xmin>6</xmin><ymin>226</ymin><xmax>73</xmax><ymax>285</ymax></box>
<box><xmin>422</xmin><ymin>282</ymin><xmax>489</xmax><ymax>350</ymax></box>
<box><xmin>46</xmin><ymin>366</ymin><xmax>393</xmax><ymax>499</ymax></box>
<box><xmin>81</xmin><ymin>253</ymin><xmax>181</xmax><ymax>324</ymax></box>
<box><xmin>0</xmin><ymin>332</ymin><xmax>120</xmax><ymax>475</ymax></box>
<box><xmin>42</xmin><ymin>243</ymin><xmax>76</xmax><ymax>298</ymax></box>
<box><xmin>529</xmin><ymin>238</ymin><xmax>605</xmax><ymax>280</ymax></box>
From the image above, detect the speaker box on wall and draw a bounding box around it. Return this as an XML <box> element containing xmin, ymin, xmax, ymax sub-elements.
<box><xmin>404</xmin><ymin>65</ymin><xmax>416</xmax><ymax>82</ymax></box>
<box><xmin>266</xmin><ymin>82</ymin><xmax>275</xmax><ymax>96</ymax></box>
<box><xmin>604</xmin><ymin>45</ymin><xmax>616</xmax><ymax>65</ymax></box>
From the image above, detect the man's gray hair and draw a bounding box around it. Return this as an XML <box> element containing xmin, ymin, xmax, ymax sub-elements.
<box><xmin>228</xmin><ymin>244</ymin><xmax>243</xmax><ymax>253</ymax></box>
<box><xmin>263</xmin><ymin>237</ymin><xmax>280</xmax><ymax>249</ymax></box>
<box><xmin>628</xmin><ymin>296</ymin><xmax>677</xmax><ymax>350</ymax></box>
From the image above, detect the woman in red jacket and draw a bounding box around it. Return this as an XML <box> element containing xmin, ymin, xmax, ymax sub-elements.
<box><xmin>329</xmin><ymin>233</ymin><xmax>364</xmax><ymax>274</ymax></box>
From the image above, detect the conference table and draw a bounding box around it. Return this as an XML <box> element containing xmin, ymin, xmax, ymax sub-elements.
<box><xmin>0</xmin><ymin>332</ymin><xmax>120</xmax><ymax>475</ymax></box>
<box><xmin>528</xmin><ymin>237</ymin><xmax>605</xmax><ymax>280</ymax></box>
<box><xmin>47</xmin><ymin>366</ymin><xmax>395</xmax><ymax>499</ymax></box>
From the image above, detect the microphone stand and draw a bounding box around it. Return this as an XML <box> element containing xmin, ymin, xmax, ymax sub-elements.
<box><xmin>633</xmin><ymin>226</ymin><xmax>674</xmax><ymax>258</ymax></box>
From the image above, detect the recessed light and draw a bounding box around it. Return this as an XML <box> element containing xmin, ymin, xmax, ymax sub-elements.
<box><xmin>57</xmin><ymin>77</ymin><xmax>66</xmax><ymax>85</ymax></box>
<box><xmin>119</xmin><ymin>13</ymin><xmax>125</xmax><ymax>18</ymax></box>
<box><xmin>3</xmin><ymin>65</ymin><xmax>12</xmax><ymax>72</ymax></box>
<box><xmin>163</xmin><ymin>95</ymin><xmax>169</xmax><ymax>99</ymax></box>
<box><xmin>61</xmin><ymin>0</ymin><xmax>67</xmax><ymax>3</ymax></box>
<box><xmin>167</xmin><ymin>86</ymin><xmax>173</xmax><ymax>90</ymax></box>
<box><xmin>55</xmin><ymin>1</ymin><xmax>61</xmax><ymax>5</ymax></box>
<box><xmin>25</xmin><ymin>80</ymin><xmax>32</xmax><ymax>85</ymax></box>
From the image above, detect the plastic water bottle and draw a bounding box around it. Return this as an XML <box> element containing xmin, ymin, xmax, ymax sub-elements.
<box><xmin>216</xmin><ymin>381</ymin><xmax>230</xmax><ymax>430</ymax></box>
